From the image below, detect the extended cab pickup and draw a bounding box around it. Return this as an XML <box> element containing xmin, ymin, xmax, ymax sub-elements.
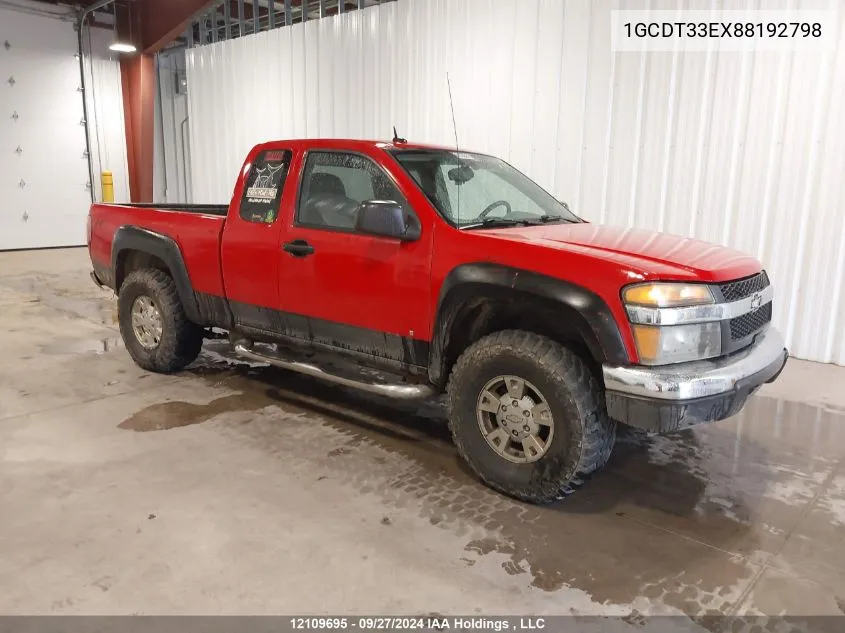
<box><xmin>88</xmin><ymin>138</ymin><xmax>788</xmax><ymax>503</ymax></box>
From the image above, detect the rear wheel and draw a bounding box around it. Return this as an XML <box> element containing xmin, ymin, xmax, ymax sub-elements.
<box><xmin>118</xmin><ymin>269</ymin><xmax>203</xmax><ymax>373</ymax></box>
<box><xmin>446</xmin><ymin>330</ymin><xmax>616</xmax><ymax>503</ymax></box>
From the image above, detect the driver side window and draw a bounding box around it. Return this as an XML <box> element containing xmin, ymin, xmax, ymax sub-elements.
<box><xmin>297</xmin><ymin>151</ymin><xmax>407</xmax><ymax>231</ymax></box>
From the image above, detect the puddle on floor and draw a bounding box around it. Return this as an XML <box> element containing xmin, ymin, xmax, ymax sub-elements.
<box><xmin>118</xmin><ymin>392</ymin><xmax>286</xmax><ymax>431</ymax></box>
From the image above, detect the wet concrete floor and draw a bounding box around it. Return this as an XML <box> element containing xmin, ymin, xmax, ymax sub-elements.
<box><xmin>1</xmin><ymin>248</ymin><xmax>845</xmax><ymax>626</ymax></box>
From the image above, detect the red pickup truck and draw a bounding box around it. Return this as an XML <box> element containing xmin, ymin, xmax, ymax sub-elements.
<box><xmin>88</xmin><ymin>138</ymin><xmax>787</xmax><ymax>503</ymax></box>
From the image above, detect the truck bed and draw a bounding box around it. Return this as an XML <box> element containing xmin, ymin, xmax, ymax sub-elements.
<box><xmin>108</xmin><ymin>203</ymin><xmax>229</xmax><ymax>217</ymax></box>
<box><xmin>88</xmin><ymin>202</ymin><xmax>227</xmax><ymax>298</ymax></box>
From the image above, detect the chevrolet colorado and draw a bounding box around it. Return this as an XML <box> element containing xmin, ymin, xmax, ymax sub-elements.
<box><xmin>88</xmin><ymin>138</ymin><xmax>788</xmax><ymax>503</ymax></box>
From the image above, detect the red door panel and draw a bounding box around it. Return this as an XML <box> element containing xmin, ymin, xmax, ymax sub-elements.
<box><xmin>275</xmin><ymin>148</ymin><xmax>435</xmax><ymax>366</ymax></box>
<box><xmin>278</xmin><ymin>226</ymin><xmax>432</xmax><ymax>340</ymax></box>
<box><xmin>221</xmin><ymin>147</ymin><xmax>295</xmax><ymax>329</ymax></box>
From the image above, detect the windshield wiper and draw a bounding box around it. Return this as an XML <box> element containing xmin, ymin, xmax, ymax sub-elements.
<box><xmin>527</xmin><ymin>215</ymin><xmax>578</xmax><ymax>225</ymax></box>
<box><xmin>460</xmin><ymin>218</ymin><xmax>533</xmax><ymax>230</ymax></box>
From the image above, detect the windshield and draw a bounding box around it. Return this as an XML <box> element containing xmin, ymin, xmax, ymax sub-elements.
<box><xmin>390</xmin><ymin>149</ymin><xmax>581</xmax><ymax>229</ymax></box>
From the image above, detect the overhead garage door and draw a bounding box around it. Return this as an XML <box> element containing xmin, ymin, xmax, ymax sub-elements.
<box><xmin>0</xmin><ymin>9</ymin><xmax>92</xmax><ymax>250</ymax></box>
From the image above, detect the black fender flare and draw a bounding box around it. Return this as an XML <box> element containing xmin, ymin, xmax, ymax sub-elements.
<box><xmin>428</xmin><ymin>263</ymin><xmax>630</xmax><ymax>386</ymax></box>
<box><xmin>111</xmin><ymin>226</ymin><xmax>202</xmax><ymax>324</ymax></box>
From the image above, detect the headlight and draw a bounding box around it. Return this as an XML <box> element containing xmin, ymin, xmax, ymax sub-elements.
<box><xmin>623</xmin><ymin>283</ymin><xmax>714</xmax><ymax>307</ymax></box>
<box><xmin>631</xmin><ymin>323</ymin><xmax>721</xmax><ymax>365</ymax></box>
<box><xmin>624</xmin><ymin>282</ymin><xmax>720</xmax><ymax>365</ymax></box>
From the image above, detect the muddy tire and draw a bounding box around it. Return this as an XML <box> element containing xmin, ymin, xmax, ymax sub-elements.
<box><xmin>446</xmin><ymin>330</ymin><xmax>616</xmax><ymax>503</ymax></box>
<box><xmin>118</xmin><ymin>269</ymin><xmax>203</xmax><ymax>373</ymax></box>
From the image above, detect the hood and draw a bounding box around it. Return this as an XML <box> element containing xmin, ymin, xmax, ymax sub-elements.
<box><xmin>481</xmin><ymin>223</ymin><xmax>761</xmax><ymax>282</ymax></box>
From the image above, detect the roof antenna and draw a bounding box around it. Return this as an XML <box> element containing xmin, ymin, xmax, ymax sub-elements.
<box><xmin>446</xmin><ymin>72</ymin><xmax>460</xmax><ymax>154</ymax></box>
<box><xmin>392</xmin><ymin>126</ymin><xmax>406</xmax><ymax>144</ymax></box>
<box><xmin>446</xmin><ymin>72</ymin><xmax>463</xmax><ymax>222</ymax></box>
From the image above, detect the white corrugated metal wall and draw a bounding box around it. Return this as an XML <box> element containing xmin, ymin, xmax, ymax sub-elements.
<box><xmin>185</xmin><ymin>0</ymin><xmax>845</xmax><ymax>365</ymax></box>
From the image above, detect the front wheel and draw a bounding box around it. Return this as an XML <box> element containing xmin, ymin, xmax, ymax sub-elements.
<box><xmin>446</xmin><ymin>330</ymin><xmax>616</xmax><ymax>503</ymax></box>
<box><xmin>118</xmin><ymin>269</ymin><xmax>203</xmax><ymax>373</ymax></box>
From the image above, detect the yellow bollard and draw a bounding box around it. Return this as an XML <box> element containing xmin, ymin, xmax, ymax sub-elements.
<box><xmin>101</xmin><ymin>171</ymin><xmax>114</xmax><ymax>203</ymax></box>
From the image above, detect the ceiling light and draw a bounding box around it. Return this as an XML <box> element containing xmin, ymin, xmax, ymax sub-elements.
<box><xmin>109</xmin><ymin>41</ymin><xmax>137</xmax><ymax>53</ymax></box>
<box><xmin>110</xmin><ymin>1</ymin><xmax>136</xmax><ymax>54</ymax></box>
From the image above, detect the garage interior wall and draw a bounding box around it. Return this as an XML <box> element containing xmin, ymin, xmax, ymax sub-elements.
<box><xmin>0</xmin><ymin>1</ymin><xmax>129</xmax><ymax>250</ymax></box>
<box><xmin>184</xmin><ymin>0</ymin><xmax>845</xmax><ymax>366</ymax></box>
<box><xmin>153</xmin><ymin>48</ymin><xmax>191</xmax><ymax>204</ymax></box>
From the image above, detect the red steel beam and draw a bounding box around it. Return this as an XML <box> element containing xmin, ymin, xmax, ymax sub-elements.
<box><xmin>120</xmin><ymin>53</ymin><xmax>155</xmax><ymax>202</ymax></box>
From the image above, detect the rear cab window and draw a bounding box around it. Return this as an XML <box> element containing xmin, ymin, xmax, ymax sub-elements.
<box><xmin>239</xmin><ymin>149</ymin><xmax>293</xmax><ymax>223</ymax></box>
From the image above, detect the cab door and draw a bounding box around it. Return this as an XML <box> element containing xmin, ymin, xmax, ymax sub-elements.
<box><xmin>220</xmin><ymin>147</ymin><xmax>295</xmax><ymax>332</ymax></box>
<box><xmin>275</xmin><ymin>149</ymin><xmax>434</xmax><ymax>369</ymax></box>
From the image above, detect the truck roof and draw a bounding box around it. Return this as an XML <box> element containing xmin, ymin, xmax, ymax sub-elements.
<box><xmin>254</xmin><ymin>138</ymin><xmax>467</xmax><ymax>153</ymax></box>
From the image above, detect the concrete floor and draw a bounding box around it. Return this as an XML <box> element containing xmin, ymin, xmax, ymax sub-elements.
<box><xmin>2</xmin><ymin>247</ymin><xmax>845</xmax><ymax>622</ymax></box>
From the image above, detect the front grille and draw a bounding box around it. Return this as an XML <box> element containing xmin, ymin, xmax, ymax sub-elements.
<box><xmin>718</xmin><ymin>271</ymin><xmax>770</xmax><ymax>302</ymax></box>
<box><xmin>729</xmin><ymin>303</ymin><xmax>772</xmax><ymax>340</ymax></box>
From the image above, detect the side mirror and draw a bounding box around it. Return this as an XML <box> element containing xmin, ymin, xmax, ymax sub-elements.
<box><xmin>355</xmin><ymin>200</ymin><xmax>421</xmax><ymax>241</ymax></box>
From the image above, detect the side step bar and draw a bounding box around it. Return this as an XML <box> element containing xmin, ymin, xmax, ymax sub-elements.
<box><xmin>233</xmin><ymin>342</ymin><xmax>436</xmax><ymax>400</ymax></box>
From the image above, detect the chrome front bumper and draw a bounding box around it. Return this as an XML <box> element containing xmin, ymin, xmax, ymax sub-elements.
<box><xmin>602</xmin><ymin>328</ymin><xmax>788</xmax><ymax>432</ymax></box>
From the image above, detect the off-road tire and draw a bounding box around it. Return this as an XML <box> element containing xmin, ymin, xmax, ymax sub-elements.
<box><xmin>446</xmin><ymin>330</ymin><xmax>616</xmax><ymax>503</ymax></box>
<box><xmin>118</xmin><ymin>269</ymin><xmax>203</xmax><ymax>373</ymax></box>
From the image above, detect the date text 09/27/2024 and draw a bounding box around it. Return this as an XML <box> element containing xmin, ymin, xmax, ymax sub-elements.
<box><xmin>290</xmin><ymin>617</ymin><xmax>547</xmax><ymax>631</ymax></box>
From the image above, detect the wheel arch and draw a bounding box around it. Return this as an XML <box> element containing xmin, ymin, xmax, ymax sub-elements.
<box><xmin>112</xmin><ymin>226</ymin><xmax>202</xmax><ymax>324</ymax></box>
<box><xmin>429</xmin><ymin>263</ymin><xmax>630</xmax><ymax>388</ymax></box>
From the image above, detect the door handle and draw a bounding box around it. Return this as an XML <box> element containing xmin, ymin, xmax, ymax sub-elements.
<box><xmin>283</xmin><ymin>239</ymin><xmax>315</xmax><ymax>257</ymax></box>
